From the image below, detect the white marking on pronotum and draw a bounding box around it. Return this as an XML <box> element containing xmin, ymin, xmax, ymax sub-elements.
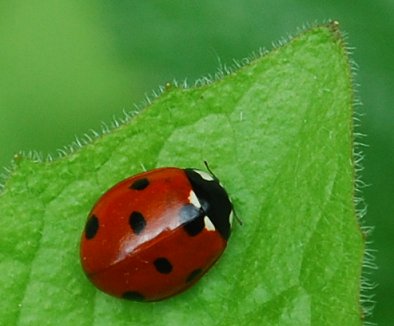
<box><xmin>229</xmin><ymin>210</ymin><xmax>234</xmax><ymax>226</ymax></box>
<box><xmin>188</xmin><ymin>190</ymin><xmax>201</xmax><ymax>208</ymax></box>
<box><xmin>204</xmin><ymin>216</ymin><xmax>216</xmax><ymax>231</ymax></box>
<box><xmin>194</xmin><ymin>169</ymin><xmax>214</xmax><ymax>181</ymax></box>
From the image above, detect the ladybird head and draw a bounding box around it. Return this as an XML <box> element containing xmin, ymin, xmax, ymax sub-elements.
<box><xmin>184</xmin><ymin>168</ymin><xmax>233</xmax><ymax>240</ymax></box>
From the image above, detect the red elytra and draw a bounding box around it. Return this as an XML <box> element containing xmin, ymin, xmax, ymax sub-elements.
<box><xmin>80</xmin><ymin>167</ymin><xmax>233</xmax><ymax>301</ymax></box>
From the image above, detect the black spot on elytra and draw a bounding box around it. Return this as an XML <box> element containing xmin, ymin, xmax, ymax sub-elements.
<box><xmin>154</xmin><ymin>257</ymin><xmax>173</xmax><ymax>274</ymax></box>
<box><xmin>130</xmin><ymin>178</ymin><xmax>149</xmax><ymax>190</ymax></box>
<box><xmin>180</xmin><ymin>203</ymin><xmax>205</xmax><ymax>237</ymax></box>
<box><xmin>85</xmin><ymin>215</ymin><xmax>99</xmax><ymax>240</ymax></box>
<box><xmin>183</xmin><ymin>216</ymin><xmax>205</xmax><ymax>237</ymax></box>
<box><xmin>122</xmin><ymin>291</ymin><xmax>145</xmax><ymax>301</ymax></box>
<box><xmin>186</xmin><ymin>268</ymin><xmax>203</xmax><ymax>283</ymax></box>
<box><xmin>129</xmin><ymin>211</ymin><xmax>146</xmax><ymax>235</ymax></box>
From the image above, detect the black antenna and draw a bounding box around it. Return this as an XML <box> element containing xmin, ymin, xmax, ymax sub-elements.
<box><xmin>204</xmin><ymin>160</ymin><xmax>216</xmax><ymax>178</ymax></box>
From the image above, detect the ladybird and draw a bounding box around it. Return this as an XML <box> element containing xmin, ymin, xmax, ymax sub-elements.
<box><xmin>80</xmin><ymin>166</ymin><xmax>233</xmax><ymax>301</ymax></box>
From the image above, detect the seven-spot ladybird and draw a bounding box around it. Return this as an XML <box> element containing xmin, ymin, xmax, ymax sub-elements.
<box><xmin>80</xmin><ymin>166</ymin><xmax>233</xmax><ymax>301</ymax></box>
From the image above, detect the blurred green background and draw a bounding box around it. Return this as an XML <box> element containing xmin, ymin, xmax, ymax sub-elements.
<box><xmin>0</xmin><ymin>1</ymin><xmax>392</xmax><ymax>324</ymax></box>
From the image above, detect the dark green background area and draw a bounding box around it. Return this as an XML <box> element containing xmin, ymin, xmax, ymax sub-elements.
<box><xmin>0</xmin><ymin>1</ymin><xmax>392</xmax><ymax>324</ymax></box>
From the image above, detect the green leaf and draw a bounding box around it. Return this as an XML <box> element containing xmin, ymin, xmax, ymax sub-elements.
<box><xmin>0</xmin><ymin>23</ymin><xmax>364</xmax><ymax>325</ymax></box>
